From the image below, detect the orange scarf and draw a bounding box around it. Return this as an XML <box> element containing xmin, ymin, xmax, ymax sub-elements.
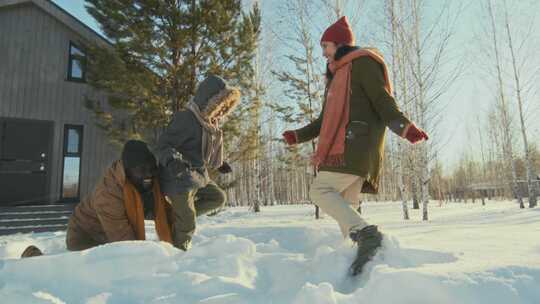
<box><xmin>123</xmin><ymin>178</ymin><xmax>173</xmax><ymax>244</ymax></box>
<box><xmin>312</xmin><ymin>48</ymin><xmax>393</xmax><ymax>168</ymax></box>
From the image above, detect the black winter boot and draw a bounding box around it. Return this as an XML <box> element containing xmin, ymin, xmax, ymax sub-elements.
<box><xmin>349</xmin><ymin>225</ymin><xmax>383</xmax><ymax>276</ymax></box>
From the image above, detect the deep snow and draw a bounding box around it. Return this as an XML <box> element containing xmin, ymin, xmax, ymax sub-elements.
<box><xmin>1</xmin><ymin>200</ymin><xmax>539</xmax><ymax>304</ymax></box>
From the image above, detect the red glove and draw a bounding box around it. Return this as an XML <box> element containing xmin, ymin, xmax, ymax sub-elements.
<box><xmin>282</xmin><ymin>130</ymin><xmax>297</xmax><ymax>145</ymax></box>
<box><xmin>405</xmin><ymin>124</ymin><xmax>429</xmax><ymax>144</ymax></box>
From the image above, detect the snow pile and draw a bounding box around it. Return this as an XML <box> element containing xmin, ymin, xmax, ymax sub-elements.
<box><xmin>1</xmin><ymin>201</ymin><xmax>539</xmax><ymax>303</ymax></box>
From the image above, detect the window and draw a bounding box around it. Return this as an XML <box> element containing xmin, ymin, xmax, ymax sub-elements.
<box><xmin>68</xmin><ymin>42</ymin><xmax>86</xmax><ymax>82</ymax></box>
<box><xmin>61</xmin><ymin>125</ymin><xmax>83</xmax><ymax>200</ymax></box>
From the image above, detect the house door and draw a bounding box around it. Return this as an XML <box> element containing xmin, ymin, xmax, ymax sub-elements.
<box><xmin>0</xmin><ymin>118</ymin><xmax>53</xmax><ymax>205</ymax></box>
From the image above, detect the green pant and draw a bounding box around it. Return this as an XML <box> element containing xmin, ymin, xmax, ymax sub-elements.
<box><xmin>168</xmin><ymin>182</ymin><xmax>226</xmax><ymax>250</ymax></box>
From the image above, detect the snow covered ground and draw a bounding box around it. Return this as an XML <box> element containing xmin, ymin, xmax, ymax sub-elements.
<box><xmin>1</xmin><ymin>200</ymin><xmax>539</xmax><ymax>304</ymax></box>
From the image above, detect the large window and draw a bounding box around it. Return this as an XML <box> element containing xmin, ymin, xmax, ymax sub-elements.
<box><xmin>61</xmin><ymin>125</ymin><xmax>83</xmax><ymax>200</ymax></box>
<box><xmin>67</xmin><ymin>42</ymin><xmax>86</xmax><ymax>82</ymax></box>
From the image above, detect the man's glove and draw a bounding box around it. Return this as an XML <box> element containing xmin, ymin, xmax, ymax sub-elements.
<box><xmin>218</xmin><ymin>162</ymin><xmax>232</xmax><ymax>174</ymax></box>
<box><xmin>404</xmin><ymin>124</ymin><xmax>429</xmax><ymax>144</ymax></box>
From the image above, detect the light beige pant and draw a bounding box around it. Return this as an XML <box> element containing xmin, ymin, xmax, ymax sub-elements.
<box><xmin>309</xmin><ymin>171</ymin><xmax>368</xmax><ymax>238</ymax></box>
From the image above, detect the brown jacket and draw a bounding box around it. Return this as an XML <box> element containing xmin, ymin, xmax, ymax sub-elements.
<box><xmin>69</xmin><ymin>160</ymin><xmax>173</xmax><ymax>244</ymax></box>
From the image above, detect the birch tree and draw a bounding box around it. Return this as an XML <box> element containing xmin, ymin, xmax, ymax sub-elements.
<box><xmin>317</xmin><ymin>0</ymin><xmax>364</xmax><ymax>25</ymax></box>
<box><xmin>392</xmin><ymin>0</ymin><xmax>462</xmax><ymax>220</ymax></box>
<box><xmin>385</xmin><ymin>0</ymin><xmax>410</xmax><ymax>219</ymax></box>
<box><xmin>485</xmin><ymin>0</ymin><xmax>524</xmax><ymax>208</ymax></box>
<box><xmin>272</xmin><ymin>0</ymin><xmax>325</xmax><ymax>216</ymax></box>
<box><xmin>502</xmin><ymin>0</ymin><xmax>537</xmax><ymax>207</ymax></box>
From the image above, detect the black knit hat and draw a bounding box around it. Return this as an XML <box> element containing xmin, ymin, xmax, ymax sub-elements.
<box><xmin>121</xmin><ymin>140</ymin><xmax>156</xmax><ymax>169</ymax></box>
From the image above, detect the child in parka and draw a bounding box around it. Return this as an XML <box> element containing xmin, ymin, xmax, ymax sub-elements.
<box><xmin>157</xmin><ymin>75</ymin><xmax>240</xmax><ymax>251</ymax></box>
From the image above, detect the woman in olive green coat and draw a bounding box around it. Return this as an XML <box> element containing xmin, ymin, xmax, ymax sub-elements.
<box><xmin>282</xmin><ymin>16</ymin><xmax>428</xmax><ymax>276</ymax></box>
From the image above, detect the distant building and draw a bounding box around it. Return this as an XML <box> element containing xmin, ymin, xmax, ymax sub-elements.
<box><xmin>0</xmin><ymin>0</ymin><xmax>118</xmax><ymax>206</ymax></box>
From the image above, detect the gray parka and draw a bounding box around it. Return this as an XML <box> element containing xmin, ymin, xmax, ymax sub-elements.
<box><xmin>157</xmin><ymin>76</ymin><xmax>240</xmax><ymax>195</ymax></box>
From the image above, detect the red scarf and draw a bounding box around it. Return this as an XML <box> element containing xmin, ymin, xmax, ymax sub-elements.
<box><xmin>312</xmin><ymin>48</ymin><xmax>393</xmax><ymax>168</ymax></box>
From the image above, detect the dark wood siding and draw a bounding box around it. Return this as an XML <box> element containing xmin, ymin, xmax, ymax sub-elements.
<box><xmin>0</xmin><ymin>3</ymin><xmax>119</xmax><ymax>203</ymax></box>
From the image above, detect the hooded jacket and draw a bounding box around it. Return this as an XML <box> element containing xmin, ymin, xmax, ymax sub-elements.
<box><xmin>157</xmin><ymin>75</ymin><xmax>240</xmax><ymax>195</ymax></box>
<box><xmin>68</xmin><ymin>160</ymin><xmax>173</xmax><ymax>244</ymax></box>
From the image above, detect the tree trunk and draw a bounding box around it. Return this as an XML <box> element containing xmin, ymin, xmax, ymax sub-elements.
<box><xmin>421</xmin><ymin>150</ymin><xmax>430</xmax><ymax>221</ymax></box>
<box><xmin>486</xmin><ymin>0</ymin><xmax>523</xmax><ymax>208</ymax></box>
<box><xmin>412</xmin><ymin>178</ymin><xmax>420</xmax><ymax>209</ymax></box>
<box><xmin>503</xmin><ymin>3</ymin><xmax>537</xmax><ymax>208</ymax></box>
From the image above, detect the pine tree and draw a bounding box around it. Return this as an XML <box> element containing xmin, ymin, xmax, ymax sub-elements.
<box><xmin>83</xmin><ymin>0</ymin><xmax>261</xmax><ymax>149</ymax></box>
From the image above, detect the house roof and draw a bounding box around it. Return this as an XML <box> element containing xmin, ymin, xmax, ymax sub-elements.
<box><xmin>0</xmin><ymin>0</ymin><xmax>111</xmax><ymax>47</ymax></box>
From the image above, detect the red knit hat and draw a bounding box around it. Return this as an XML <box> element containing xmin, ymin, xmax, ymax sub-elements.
<box><xmin>321</xmin><ymin>16</ymin><xmax>355</xmax><ymax>46</ymax></box>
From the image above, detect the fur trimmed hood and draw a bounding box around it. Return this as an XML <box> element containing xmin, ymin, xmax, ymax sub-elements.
<box><xmin>192</xmin><ymin>75</ymin><xmax>241</xmax><ymax>120</ymax></box>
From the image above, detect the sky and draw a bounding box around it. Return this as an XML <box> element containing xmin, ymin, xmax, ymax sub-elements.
<box><xmin>51</xmin><ymin>0</ymin><xmax>540</xmax><ymax>174</ymax></box>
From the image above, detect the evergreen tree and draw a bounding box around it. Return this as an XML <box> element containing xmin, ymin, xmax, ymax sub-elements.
<box><xmin>84</xmin><ymin>0</ymin><xmax>261</xmax><ymax>148</ymax></box>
